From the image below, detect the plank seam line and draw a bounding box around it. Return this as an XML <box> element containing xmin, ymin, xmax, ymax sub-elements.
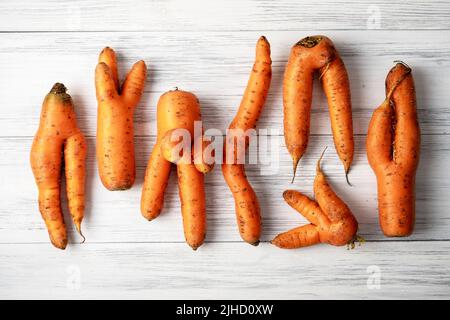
<box><xmin>0</xmin><ymin>133</ymin><xmax>447</xmax><ymax>139</ymax></box>
<box><xmin>1</xmin><ymin>29</ymin><xmax>450</xmax><ymax>34</ymax></box>
<box><xmin>0</xmin><ymin>239</ymin><xmax>448</xmax><ymax>245</ymax></box>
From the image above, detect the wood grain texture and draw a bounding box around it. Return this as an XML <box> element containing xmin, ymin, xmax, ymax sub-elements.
<box><xmin>0</xmin><ymin>135</ymin><xmax>448</xmax><ymax>243</ymax></box>
<box><xmin>0</xmin><ymin>0</ymin><xmax>449</xmax><ymax>300</ymax></box>
<box><xmin>0</xmin><ymin>30</ymin><xmax>449</xmax><ymax>137</ymax></box>
<box><xmin>0</xmin><ymin>242</ymin><xmax>449</xmax><ymax>299</ymax></box>
<box><xmin>1</xmin><ymin>0</ymin><xmax>450</xmax><ymax>31</ymax></box>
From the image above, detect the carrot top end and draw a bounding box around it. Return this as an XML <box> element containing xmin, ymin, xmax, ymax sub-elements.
<box><xmin>50</xmin><ymin>83</ymin><xmax>67</xmax><ymax>95</ymax></box>
<box><xmin>296</xmin><ymin>35</ymin><xmax>323</xmax><ymax>48</ymax></box>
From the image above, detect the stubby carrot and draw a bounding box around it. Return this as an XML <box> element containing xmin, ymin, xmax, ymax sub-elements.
<box><xmin>271</xmin><ymin>150</ymin><xmax>358</xmax><ymax>249</ymax></box>
<box><xmin>95</xmin><ymin>47</ymin><xmax>147</xmax><ymax>190</ymax></box>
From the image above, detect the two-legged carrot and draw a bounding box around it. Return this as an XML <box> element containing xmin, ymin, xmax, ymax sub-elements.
<box><xmin>366</xmin><ymin>62</ymin><xmax>420</xmax><ymax>237</ymax></box>
<box><xmin>95</xmin><ymin>47</ymin><xmax>147</xmax><ymax>191</ymax></box>
<box><xmin>141</xmin><ymin>89</ymin><xmax>211</xmax><ymax>249</ymax></box>
<box><xmin>283</xmin><ymin>35</ymin><xmax>354</xmax><ymax>183</ymax></box>
<box><xmin>30</xmin><ymin>83</ymin><xmax>87</xmax><ymax>249</ymax></box>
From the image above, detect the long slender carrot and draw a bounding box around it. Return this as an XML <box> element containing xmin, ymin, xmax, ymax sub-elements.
<box><xmin>30</xmin><ymin>83</ymin><xmax>87</xmax><ymax>249</ymax></box>
<box><xmin>222</xmin><ymin>36</ymin><xmax>272</xmax><ymax>245</ymax></box>
<box><xmin>366</xmin><ymin>62</ymin><xmax>420</xmax><ymax>237</ymax></box>
<box><xmin>283</xmin><ymin>35</ymin><xmax>354</xmax><ymax>183</ymax></box>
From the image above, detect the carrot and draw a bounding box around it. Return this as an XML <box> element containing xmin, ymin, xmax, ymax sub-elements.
<box><xmin>366</xmin><ymin>62</ymin><xmax>420</xmax><ymax>237</ymax></box>
<box><xmin>160</xmin><ymin>128</ymin><xmax>190</xmax><ymax>164</ymax></box>
<box><xmin>283</xmin><ymin>35</ymin><xmax>354</xmax><ymax>184</ymax></box>
<box><xmin>95</xmin><ymin>47</ymin><xmax>147</xmax><ymax>191</ymax></box>
<box><xmin>141</xmin><ymin>89</ymin><xmax>209</xmax><ymax>249</ymax></box>
<box><xmin>222</xmin><ymin>36</ymin><xmax>272</xmax><ymax>245</ymax></box>
<box><xmin>160</xmin><ymin>128</ymin><xmax>214</xmax><ymax>173</ymax></box>
<box><xmin>271</xmin><ymin>149</ymin><xmax>358</xmax><ymax>249</ymax></box>
<box><xmin>30</xmin><ymin>83</ymin><xmax>87</xmax><ymax>249</ymax></box>
<box><xmin>193</xmin><ymin>135</ymin><xmax>215</xmax><ymax>174</ymax></box>
<box><xmin>177</xmin><ymin>163</ymin><xmax>206</xmax><ymax>249</ymax></box>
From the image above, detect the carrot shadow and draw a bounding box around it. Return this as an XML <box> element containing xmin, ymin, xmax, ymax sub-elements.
<box><xmin>195</xmin><ymin>94</ymin><xmax>224</xmax><ymax>246</ymax></box>
<box><xmin>410</xmin><ymin>64</ymin><xmax>436</xmax><ymax>237</ymax></box>
<box><xmin>245</xmin><ymin>57</ymin><xmax>286</xmax><ymax>242</ymax></box>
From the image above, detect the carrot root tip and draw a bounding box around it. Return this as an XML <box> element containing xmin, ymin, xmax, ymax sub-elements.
<box><xmin>345</xmin><ymin>169</ymin><xmax>352</xmax><ymax>187</ymax></box>
<box><xmin>52</xmin><ymin>241</ymin><xmax>67</xmax><ymax>250</ymax></box>
<box><xmin>250</xmin><ymin>240</ymin><xmax>260</xmax><ymax>247</ymax></box>
<box><xmin>316</xmin><ymin>146</ymin><xmax>328</xmax><ymax>174</ymax></box>
<box><xmin>291</xmin><ymin>158</ymin><xmax>300</xmax><ymax>184</ymax></box>
<box><xmin>76</xmin><ymin>224</ymin><xmax>86</xmax><ymax>244</ymax></box>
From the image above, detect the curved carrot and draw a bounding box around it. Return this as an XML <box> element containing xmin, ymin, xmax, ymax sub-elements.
<box><xmin>222</xmin><ymin>36</ymin><xmax>272</xmax><ymax>245</ymax></box>
<box><xmin>367</xmin><ymin>62</ymin><xmax>420</xmax><ymax>237</ymax></box>
<box><xmin>283</xmin><ymin>35</ymin><xmax>354</xmax><ymax>183</ymax></box>
<box><xmin>95</xmin><ymin>47</ymin><xmax>147</xmax><ymax>191</ymax></box>
<box><xmin>271</xmin><ymin>150</ymin><xmax>358</xmax><ymax>249</ymax></box>
<box><xmin>30</xmin><ymin>83</ymin><xmax>87</xmax><ymax>249</ymax></box>
<box><xmin>141</xmin><ymin>89</ymin><xmax>208</xmax><ymax>249</ymax></box>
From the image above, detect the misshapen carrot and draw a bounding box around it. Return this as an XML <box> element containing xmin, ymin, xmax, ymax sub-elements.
<box><xmin>222</xmin><ymin>36</ymin><xmax>272</xmax><ymax>245</ymax></box>
<box><xmin>283</xmin><ymin>36</ymin><xmax>354</xmax><ymax>183</ymax></box>
<box><xmin>95</xmin><ymin>47</ymin><xmax>147</xmax><ymax>191</ymax></box>
<box><xmin>160</xmin><ymin>128</ymin><xmax>214</xmax><ymax>173</ymax></box>
<box><xmin>30</xmin><ymin>83</ymin><xmax>87</xmax><ymax>249</ymax></box>
<box><xmin>141</xmin><ymin>89</ymin><xmax>210</xmax><ymax>249</ymax></box>
<box><xmin>271</xmin><ymin>150</ymin><xmax>358</xmax><ymax>249</ymax></box>
<box><xmin>366</xmin><ymin>62</ymin><xmax>420</xmax><ymax>237</ymax></box>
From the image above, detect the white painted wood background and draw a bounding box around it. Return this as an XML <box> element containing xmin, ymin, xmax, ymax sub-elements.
<box><xmin>0</xmin><ymin>0</ymin><xmax>449</xmax><ymax>299</ymax></box>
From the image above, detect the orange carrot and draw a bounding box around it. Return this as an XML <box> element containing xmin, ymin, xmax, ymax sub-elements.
<box><xmin>222</xmin><ymin>36</ymin><xmax>272</xmax><ymax>245</ymax></box>
<box><xmin>177</xmin><ymin>163</ymin><xmax>206</xmax><ymax>250</ymax></box>
<box><xmin>160</xmin><ymin>128</ymin><xmax>214</xmax><ymax>173</ymax></box>
<box><xmin>141</xmin><ymin>89</ymin><xmax>209</xmax><ymax>249</ymax></box>
<box><xmin>30</xmin><ymin>83</ymin><xmax>87</xmax><ymax>249</ymax></box>
<box><xmin>283</xmin><ymin>35</ymin><xmax>354</xmax><ymax>183</ymax></box>
<box><xmin>271</xmin><ymin>150</ymin><xmax>358</xmax><ymax>249</ymax></box>
<box><xmin>366</xmin><ymin>62</ymin><xmax>420</xmax><ymax>237</ymax></box>
<box><xmin>95</xmin><ymin>47</ymin><xmax>147</xmax><ymax>190</ymax></box>
<box><xmin>193</xmin><ymin>135</ymin><xmax>215</xmax><ymax>174</ymax></box>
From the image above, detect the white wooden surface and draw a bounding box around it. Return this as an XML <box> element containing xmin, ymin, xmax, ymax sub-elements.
<box><xmin>1</xmin><ymin>0</ymin><xmax>449</xmax><ymax>300</ymax></box>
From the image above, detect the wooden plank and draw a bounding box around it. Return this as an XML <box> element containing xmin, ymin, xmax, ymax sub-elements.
<box><xmin>0</xmin><ymin>241</ymin><xmax>449</xmax><ymax>299</ymax></box>
<box><xmin>0</xmin><ymin>0</ymin><xmax>449</xmax><ymax>301</ymax></box>
<box><xmin>1</xmin><ymin>134</ymin><xmax>447</xmax><ymax>244</ymax></box>
<box><xmin>0</xmin><ymin>30</ymin><xmax>448</xmax><ymax>137</ymax></box>
<box><xmin>1</xmin><ymin>0</ymin><xmax>450</xmax><ymax>32</ymax></box>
